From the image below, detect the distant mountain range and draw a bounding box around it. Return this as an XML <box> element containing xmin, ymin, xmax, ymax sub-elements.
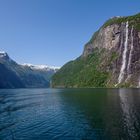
<box><xmin>52</xmin><ymin>13</ymin><xmax>140</xmax><ymax>88</ymax></box>
<box><xmin>0</xmin><ymin>51</ymin><xmax>60</xmax><ymax>88</ymax></box>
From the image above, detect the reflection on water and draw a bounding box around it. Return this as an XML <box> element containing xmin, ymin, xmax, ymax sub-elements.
<box><xmin>0</xmin><ymin>88</ymin><xmax>140</xmax><ymax>140</ymax></box>
<box><xmin>119</xmin><ymin>89</ymin><xmax>140</xmax><ymax>139</ymax></box>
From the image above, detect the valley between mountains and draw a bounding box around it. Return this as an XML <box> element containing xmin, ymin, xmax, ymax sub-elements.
<box><xmin>0</xmin><ymin>51</ymin><xmax>59</xmax><ymax>88</ymax></box>
<box><xmin>1</xmin><ymin>13</ymin><xmax>140</xmax><ymax>88</ymax></box>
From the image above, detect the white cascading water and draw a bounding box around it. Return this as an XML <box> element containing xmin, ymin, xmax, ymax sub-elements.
<box><xmin>118</xmin><ymin>21</ymin><xmax>129</xmax><ymax>84</ymax></box>
<box><xmin>138</xmin><ymin>80</ymin><xmax>140</xmax><ymax>88</ymax></box>
<box><xmin>127</xmin><ymin>26</ymin><xmax>134</xmax><ymax>74</ymax></box>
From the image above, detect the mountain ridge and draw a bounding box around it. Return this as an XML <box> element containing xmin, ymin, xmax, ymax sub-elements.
<box><xmin>0</xmin><ymin>51</ymin><xmax>60</xmax><ymax>88</ymax></box>
<box><xmin>21</xmin><ymin>63</ymin><xmax>60</xmax><ymax>71</ymax></box>
<box><xmin>52</xmin><ymin>13</ymin><xmax>140</xmax><ymax>88</ymax></box>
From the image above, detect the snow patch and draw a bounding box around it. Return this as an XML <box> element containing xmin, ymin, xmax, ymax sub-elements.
<box><xmin>0</xmin><ymin>51</ymin><xmax>7</xmax><ymax>57</ymax></box>
<box><xmin>21</xmin><ymin>63</ymin><xmax>60</xmax><ymax>71</ymax></box>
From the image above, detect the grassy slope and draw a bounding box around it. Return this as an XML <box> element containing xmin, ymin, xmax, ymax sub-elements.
<box><xmin>52</xmin><ymin>49</ymin><xmax>109</xmax><ymax>88</ymax></box>
<box><xmin>103</xmin><ymin>13</ymin><xmax>140</xmax><ymax>30</ymax></box>
<box><xmin>52</xmin><ymin>13</ymin><xmax>140</xmax><ymax>88</ymax></box>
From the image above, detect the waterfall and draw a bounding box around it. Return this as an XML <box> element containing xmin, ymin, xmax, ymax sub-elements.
<box><xmin>118</xmin><ymin>21</ymin><xmax>129</xmax><ymax>84</ymax></box>
<box><xmin>127</xmin><ymin>26</ymin><xmax>134</xmax><ymax>74</ymax></box>
<box><xmin>138</xmin><ymin>77</ymin><xmax>140</xmax><ymax>87</ymax></box>
<box><xmin>138</xmin><ymin>80</ymin><xmax>140</xmax><ymax>88</ymax></box>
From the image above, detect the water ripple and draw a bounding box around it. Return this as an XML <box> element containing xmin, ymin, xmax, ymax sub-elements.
<box><xmin>0</xmin><ymin>88</ymin><xmax>140</xmax><ymax>140</ymax></box>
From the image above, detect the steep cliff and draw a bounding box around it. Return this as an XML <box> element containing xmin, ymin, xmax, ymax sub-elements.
<box><xmin>52</xmin><ymin>13</ymin><xmax>140</xmax><ymax>88</ymax></box>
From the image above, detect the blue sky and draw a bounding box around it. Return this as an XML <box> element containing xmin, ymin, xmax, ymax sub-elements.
<box><xmin>0</xmin><ymin>0</ymin><xmax>140</xmax><ymax>67</ymax></box>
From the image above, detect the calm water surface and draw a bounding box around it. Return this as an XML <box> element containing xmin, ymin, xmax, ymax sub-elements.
<box><xmin>0</xmin><ymin>88</ymin><xmax>140</xmax><ymax>140</ymax></box>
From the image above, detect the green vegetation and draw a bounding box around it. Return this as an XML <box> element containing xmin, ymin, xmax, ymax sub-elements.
<box><xmin>84</xmin><ymin>13</ymin><xmax>140</xmax><ymax>56</ymax></box>
<box><xmin>110</xmin><ymin>52</ymin><xmax>119</xmax><ymax>62</ymax></box>
<box><xmin>52</xmin><ymin>13</ymin><xmax>140</xmax><ymax>88</ymax></box>
<box><xmin>116</xmin><ymin>82</ymin><xmax>132</xmax><ymax>88</ymax></box>
<box><xmin>135</xmin><ymin>24</ymin><xmax>140</xmax><ymax>30</ymax></box>
<box><xmin>52</xmin><ymin>49</ymin><xmax>109</xmax><ymax>88</ymax></box>
<box><xmin>103</xmin><ymin>13</ymin><xmax>140</xmax><ymax>30</ymax></box>
<box><xmin>84</xmin><ymin>30</ymin><xmax>99</xmax><ymax>46</ymax></box>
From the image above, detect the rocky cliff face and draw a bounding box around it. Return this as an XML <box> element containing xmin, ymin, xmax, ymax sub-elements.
<box><xmin>84</xmin><ymin>21</ymin><xmax>140</xmax><ymax>87</ymax></box>
<box><xmin>52</xmin><ymin>13</ymin><xmax>140</xmax><ymax>88</ymax></box>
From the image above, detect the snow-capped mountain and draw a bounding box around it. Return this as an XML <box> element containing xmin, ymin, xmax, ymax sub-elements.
<box><xmin>22</xmin><ymin>63</ymin><xmax>60</xmax><ymax>72</ymax></box>
<box><xmin>0</xmin><ymin>51</ymin><xmax>60</xmax><ymax>88</ymax></box>
<box><xmin>0</xmin><ymin>51</ymin><xmax>7</xmax><ymax>57</ymax></box>
<box><xmin>0</xmin><ymin>51</ymin><xmax>12</xmax><ymax>61</ymax></box>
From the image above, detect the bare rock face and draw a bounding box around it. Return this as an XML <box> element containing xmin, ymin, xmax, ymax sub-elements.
<box><xmin>82</xmin><ymin>15</ymin><xmax>140</xmax><ymax>87</ymax></box>
<box><xmin>83</xmin><ymin>24</ymin><xmax>120</xmax><ymax>57</ymax></box>
<box><xmin>52</xmin><ymin>13</ymin><xmax>140</xmax><ymax>88</ymax></box>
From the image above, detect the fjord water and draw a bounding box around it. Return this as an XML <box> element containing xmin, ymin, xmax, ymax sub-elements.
<box><xmin>0</xmin><ymin>89</ymin><xmax>140</xmax><ymax>140</ymax></box>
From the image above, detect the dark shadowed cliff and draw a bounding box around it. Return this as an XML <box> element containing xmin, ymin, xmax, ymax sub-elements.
<box><xmin>0</xmin><ymin>52</ymin><xmax>59</xmax><ymax>88</ymax></box>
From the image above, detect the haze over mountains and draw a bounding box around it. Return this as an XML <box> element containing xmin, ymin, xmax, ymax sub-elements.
<box><xmin>0</xmin><ymin>51</ymin><xmax>59</xmax><ymax>88</ymax></box>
